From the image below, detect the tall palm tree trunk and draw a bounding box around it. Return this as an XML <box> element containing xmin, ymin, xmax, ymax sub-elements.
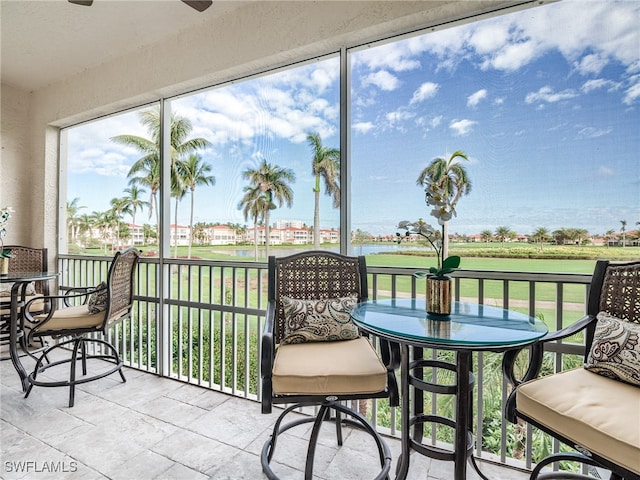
<box><xmin>264</xmin><ymin>207</ymin><xmax>271</xmax><ymax>259</ymax></box>
<box><xmin>174</xmin><ymin>197</ymin><xmax>179</xmax><ymax>258</ymax></box>
<box><xmin>188</xmin><ymin>190</ymin><xmax>195</xmax><ymax>259</ymax></box>
<box><xmin>313</xmin><ymin>176</ymin><xmax>321</xmax><ymax>249</ymax></box>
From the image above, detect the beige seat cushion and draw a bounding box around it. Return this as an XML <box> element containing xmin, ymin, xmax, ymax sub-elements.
<box><xmin>0</xmin><ymin>295</ymin><xmax>45</xmax><ymax>316</ymax></box>
<box><xmin>517</xmin><ymin>367</ymin><xmax>640</xmax><ymax>475</ymax></box>
<box><xmin>34</xmin><ymin>305</ymin><xmax>106</xmax><ymax>332</ymax></box>
<box><xmin>272</xmin><ymin>337</ymin><xmax>387</xmax><ymax>396</ymax></box>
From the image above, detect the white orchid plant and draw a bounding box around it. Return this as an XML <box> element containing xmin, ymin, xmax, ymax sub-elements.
<box><xmin>397</xmin><ymin>182</ymin><xmax>460</xmax><ymax>279</ymax></box>
<box><xmin>0</xmin><ymin>207</ymin><xmax>15</xmax><ymax>259</ymax></box>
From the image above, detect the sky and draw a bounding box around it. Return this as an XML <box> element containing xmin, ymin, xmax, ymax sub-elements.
<box><xmin>66</xmin><ymin>0</ymin><xmax>640</xmax><ymax>238</ymax></box>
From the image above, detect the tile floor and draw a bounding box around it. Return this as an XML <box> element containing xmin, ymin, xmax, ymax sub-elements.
<box><xmin>1</xmin><ymin>353</ymin><xmax>530</xmax><ymax>480</ymax></box>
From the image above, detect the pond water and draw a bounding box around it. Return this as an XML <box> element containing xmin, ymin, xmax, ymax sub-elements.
<box><xmin>215</xmin><ymin>243</ymin><xmax>425</xmax><ymax>257</ymax></box>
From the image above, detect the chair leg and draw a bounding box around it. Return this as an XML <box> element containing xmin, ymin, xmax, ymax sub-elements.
<box><xmin>68</xmin><ymin>338</ymin><xmax>83</xmax><ymax>408</ymax></box>
<box><xmin>305</xmin><ymin>404</ymin><xmax>330</xmax><ymax>480</ymax></box>
<box><xmin>261</xmin><ymin>401</ymin><xmax>391</xmax><ymax>480</ymax></box>
<box><xmin>530</xmin><ymin>452</ymin><xmax>612</xmax><ymax>480</ymax></box>
<box><xmin>335</xmin><ymin>408</ymin><xmax>343</xmax><ymax>446</ymax></box>
<box><xmin>25</xmin><ymin>336</ymin><xmax>125</xmax><ymax>407</ymax></box>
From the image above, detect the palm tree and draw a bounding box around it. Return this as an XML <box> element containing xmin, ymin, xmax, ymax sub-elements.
<box><xmin>417</xmin><ymin>150</ymin><xmax>471</xmax><ymax>258</ymax></box>
<box><xmin>531</xmin><ymin>227</ymin><xmax>549</xmax><ymax>252</ymax></box>
<box><xmin>238</xmin><ymin>185</ymin><xmax>268</xmax><ymax>261</ymax></box>
<box><xmin>604</xmin><ymin>229</ymin><xmax>615</xmax><ymax>247</ymax></box>
<box><xmin>109</xmin><ymin>197</ymin><xmax>132</xmax><ymax>249</ymax></box>
<box><xmin>66</xmin><ymin>197</ymin><xmax>85</xmax><ymax>246</ymax></box>
<box><xmin>76</xmin><ymin>213</ymin><xmax>94</xmax><ymax>247</ymax></box>
<box><xmin>172</xmin><ymin>180</ymin><xmax>187</xmax><ymax>258</ymax></box>
<box><xmin>620</xmin><ymin>220</ymin><xmax>627</xmax><ymax>247</ymax></box>
<box><xmin>122</xmin><ymin>186</ymin><xmax>149</xmax><ymax>245</ymax></box>
<box><xmin>480</xmin><ymin>230</ymin><xmax>493</xmax><ymax>244</ymax></box>
<box><xmin>177</xmin><ymin>154</ymin><xmax>215</xmax><ymax>258</ymax></box>
<box><xmin>306</xmin><ymin>132</ymin><xmax>340</xmax><ymax>249</ymax></box>
<box><xmin>495</xmin><ymin>226</ymin><xmax>514</xmax><ymax>249</ymax></box>
<box><xmin>241</xmin><ymin>160</ymin><xmax>295</xmax><ymax>258</ymax></box>
<box><xmin>111</xmin><ymin>107</ymin><xmax>211</xmax><ymax>240</ymax></box>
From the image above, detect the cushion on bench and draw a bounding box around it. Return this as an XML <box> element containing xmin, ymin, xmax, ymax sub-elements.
<box><xmin>517</xmin><ymin>367</ymin><xmax>640</xmax><ymax>475</ymax></box>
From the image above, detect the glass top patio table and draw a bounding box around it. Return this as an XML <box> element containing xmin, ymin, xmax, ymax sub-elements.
<box><xmin>1</xmin><ymin>271</ymin><xmax>58</xmax><ymax>392</ymax></box>
<box><xmin>352</xmin><ymin>298</ymin><xmax>548</xmax><ymax>480</ymax></box>
<box><xmin>351</xmin><ymin>298</ymin><xmax>548</xmax><ymax>350</ymax></box>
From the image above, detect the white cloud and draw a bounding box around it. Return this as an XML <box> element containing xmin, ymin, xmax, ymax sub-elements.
<box><xmin>386</xmin><ymin>109</ymin><xmax>415</xmax><ymax>124</ymax></box>
<box><xmin>410</xmin><ymin>82</ymin><xmax>439</xmax><ymax>104</ymax></box>
<box><xmin>581</xmin><ymin>78</ymin><xmax>621</xmax><ymax>93</ymax></box>
<box><xmin>598</xmin><ymin>166</ymin><xmax>615</xmax><ymax>176</ymax></box>
<box><xmin>353</xmin><ymin>122</ymin><xmax>374</xmax><ymax>134</ymax></box>
<box><xmin>574</xmin><ymin>53</ymin><xmax>609</xmax><ymax>75</ymax></box>
<box><xmin>467</xmin><ymin>89</ymin><xmax>488</xmax><ymax>107</ymax></box>
<box><xmin>482</xmin><ymin>40</ymin><xmax>540</xmax><ymax>72</ymax></box>
<box><xmin>449</xmin><ymin>119</ymin><xmax>477</xmax><ymax>136</ymax></box>
<box><xmin>415</xmin><ymin>115</ymin><xmax>443</xmax><ymax>131</ymax></box>
<box><xmin>355</xmin><ymin>41</ymin><xmax>422</xmax><ymax>72</ymax></box>
<box><xmin>525</xmin><ymin>86</ymin><xmax>579</xmax><ymax>104</ymax></box>
<box><xmin>430</xmin><ymin>115</ymin><xmax>443</xmax><ymax>128</ymax></box>
<box><xmin>578</xmin><ymin>127</ymin><xmax>612</xmax><ymax>139</ymax></box>
<box><xmin>623</xmin><ymin>80</ymin><xmax>640</xmax><ymax>105</ymax></box>
<box><xmin>362</xmin><ymin>70</ymin><xmax>400</xmax><ymax>91</ymax></box>
<box><xmin>384</xmin><ymin>1</ymin><xmax>639</xmax><ymax>79</ymax></box>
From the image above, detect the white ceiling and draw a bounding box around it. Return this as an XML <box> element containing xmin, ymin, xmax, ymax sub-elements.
<box><xmin>1</xmin><ymin>0</ymin><xmax>251</xmax><ymax>91</ymax></box>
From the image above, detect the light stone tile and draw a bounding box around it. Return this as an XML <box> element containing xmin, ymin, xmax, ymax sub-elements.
<box><xmin>130</xmin><ymin>394</ymin><xmax>209</xmax><ymax>428</ymax></box>
<box><xmin>261</xmin><ymin>429</ymin><xmax>339</xmax><ymax>476</ymax></box>
<box><xmin>0</xmin><ymin>422</ymin><xmax>101</xmax><ymax>480</ymax></box>
<box><xmin>105</xmin><ymin>449</ymin><xmax>175</xmax><ymax>480</ymax></box>
<box><xmin>205</xmin><ymin>450</ymin><xmax>279</xmax><ymax>480</ymax></box>
<box><xmin>165</xmin><ymin>383</ymin><xmax>230</xmax><ymax>410</ymax></box>
<box><xmin>0</xmin><ymin>358</ymin><xmax>532</xmax><ymax>480</ymax></box>
<box><xmin>185</xmin><ymin>396</ymin><xmax>274</xmax><ymax>449</ymax></box>
<box><xmin>157</xmin><ymin>463</ymin><xmax>209</xmax><ymax>480</ymax></box>
<box><xmin>150</xmin><ymin>428</ymin><xmax>241</xmax><ymax>474</ymax></box>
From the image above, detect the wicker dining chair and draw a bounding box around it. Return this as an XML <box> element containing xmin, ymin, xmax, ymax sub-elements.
<box><xmin>0</xmin><ymin>246</ymin><xmax>50</xmax><ymax>359</ymax></box>
<box><xmin>503</xmin><ymin>259</ymin><xmax>640</xmax><ymax>480</ymax></box>
<box><xmin>23</xmin><ymin>248</ymin><xmax>140</xmax><ymax>407</ymax></box>
<box><xmin>260</xmin><ymin>251</ymin><xmax>399</xmax><ymax>480</ymax></box>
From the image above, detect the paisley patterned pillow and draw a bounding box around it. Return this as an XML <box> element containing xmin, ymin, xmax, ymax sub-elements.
<box><xmin>280</xmin><ymin>295</ymin><xmax>359</xmax><ymax>345</ymax></box>
<box><xmin>87</xmin><ymin>281</ymin><xmax>108</xmax><ymax>314</ymax></box>
<box><xmin>584</xmin><ymin>311</ymin><xmax>640</xmax><ymax>386</ymax></box>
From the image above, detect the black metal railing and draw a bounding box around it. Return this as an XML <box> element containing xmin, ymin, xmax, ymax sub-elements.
<box><xmin>57</xmin><ymin>253</ymin><xmax>593</xmax><ymax>473</ymax></box>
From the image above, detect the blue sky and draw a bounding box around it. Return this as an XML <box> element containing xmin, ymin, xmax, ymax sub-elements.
<box><xmin>67</xmin><ymin>0</ymin><xmax>640</xmax><ymax>237</ymax></box>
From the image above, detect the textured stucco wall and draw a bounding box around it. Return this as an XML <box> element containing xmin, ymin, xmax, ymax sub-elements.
<box><xmin>0</xmin><ymin>83</ymin><xmax>32</xmax><ymax>245</ymax></box>
<box><xmin>2</xmin><ymin>0</ymin><xmax>524</xmax><ymax>262</ymax></box>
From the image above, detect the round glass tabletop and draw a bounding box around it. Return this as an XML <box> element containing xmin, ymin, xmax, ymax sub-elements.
<box><xmin>351</xmin><ymin>298</ymin><xmax>548</xmax><ymax>350</ymax></box>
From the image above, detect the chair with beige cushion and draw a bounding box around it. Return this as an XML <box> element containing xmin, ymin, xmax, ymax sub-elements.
<box><xmin>0</xmin><ymin>246</ymin><xmax>50</xmax><ymax>359</ymax></box>
<box><xmin>503</xmin><ymin>259</ymin><xmax>640</xmax><ymax>480</ymax></box>
<box><xmin>260</xmin><ymin>251</ymin><xmax>399</xmax><ymax>479</ymax></box>
<box><xmin>23</xmin><ymin>248</ymin><xmax>140</xmax><ymax>407</ymax></box>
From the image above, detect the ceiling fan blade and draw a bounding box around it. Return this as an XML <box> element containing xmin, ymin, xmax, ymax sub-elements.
<box><xmin>182</xmin><ymin>1</ymin><xmax>213</xmax><ymax>12</ymax></box>
<box><xmin>68</xmin><ymin>0</ymin><xmax>94</xmax><ymax>5</ymax></box>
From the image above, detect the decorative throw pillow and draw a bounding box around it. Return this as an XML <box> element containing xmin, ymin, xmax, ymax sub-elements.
<box><xmin>584</xmin><ymin>311</ymin><xmax>640</xmax><ymax>386</ymax></box>
<box><xmin>87</xmin><ymin>281</ymin><xmax>108</xmax><ymax>314</ymax></box>
<box><xmin>0</xmin><ymin>282</ymin><xmax>36</xmax><ymax>297</ymax></box>
<box><xmin>280</xmin><ymin>295</ymin><xmax>359</xmax><ymax>345</ymax></box>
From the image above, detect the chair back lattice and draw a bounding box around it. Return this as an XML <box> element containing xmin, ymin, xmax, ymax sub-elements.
<box><xmin>599</xmin><ymin>260</ymin><xmax>640</xmax><ymax>323</ymax></box>
<box><xmin>5</xmin><ymin>245</ymin><xmax>49</xmax><ymax>296</ymax></box>
<box><xmin>269</xmin><ymin>251</ymin><xmax>367</xmax><ymax>344</ymax></box>
<box><xmin>103</xmin><ymin>248</ymin><xmax>140</xmax><ymax>331</ymax></box>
